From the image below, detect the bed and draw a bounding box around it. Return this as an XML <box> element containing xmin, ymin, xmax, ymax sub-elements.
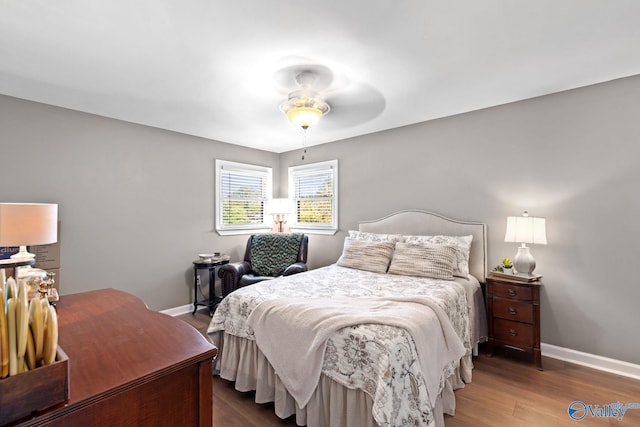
<box><xmin>207</xmin><ymin>210</ymin><xmax>488</xmax><ymax>427</ymax></box>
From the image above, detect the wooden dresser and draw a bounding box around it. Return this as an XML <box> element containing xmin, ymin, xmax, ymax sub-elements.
<box><xmin>486</xmin><ymin>274</ymin><xmax>542</xmax><ymax>370</ymax></box>
<box><xmin>8</xmin><ymin>288</ymin><xmax>217</xmax><ymax>427</ymax></box>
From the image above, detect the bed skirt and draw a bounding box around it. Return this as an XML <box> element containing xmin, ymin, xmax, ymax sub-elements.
<box><xmin>215</xmin><ymin>332</ymin><xmax>469</xmax><ymax>427</ymax></box>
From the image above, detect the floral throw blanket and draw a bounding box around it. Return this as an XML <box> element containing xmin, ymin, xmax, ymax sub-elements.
<box><xmin>208</xmin><ymin>264</ymin><xmax>473</xmax><ymax>427</ymax></box>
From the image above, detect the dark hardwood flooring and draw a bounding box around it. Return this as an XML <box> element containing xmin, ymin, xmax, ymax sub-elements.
<box><xmin>178</xmin><ymin>309</ymin><xmax>640</xmax><ymax>427</ymax></box>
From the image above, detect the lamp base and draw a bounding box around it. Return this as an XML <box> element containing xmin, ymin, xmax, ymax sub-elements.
<box><xmin>10</xmin><ymin>245</ymin><xmax>36</xmax><ymax>260</ymax></box>
<box><xmin>270</xmin><ymin>214</ymin><xmax>290</xmax><ymax>233</ymax></box>
<box><xmin>270</xmin><ymin>221</ymin><xmax>286</xmax><ymax>233</ymax></box>
<box><xmin>513</xmin><ymin>244</ymin><xmax>537</xmax><ymax>275</ymax></box>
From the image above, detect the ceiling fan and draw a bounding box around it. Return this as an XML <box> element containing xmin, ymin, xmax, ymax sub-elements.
<box><xmin>279</xmin><ymin>70</ymin><xmax>331</xmax><ymax>130</ymax></box>
<box><xmin>274</xmin><ymin>64</ymin><xmax>386</xmax><ymax>131</ymax></box>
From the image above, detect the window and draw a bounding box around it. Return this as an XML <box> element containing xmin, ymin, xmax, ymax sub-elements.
<box><xmin>215</xmin><ymin>160</ymin><xmax>272</xmax><ymax>235</ymax></box>
<box><xmin>288</xmin><ymin>160</ymin><xmax>338</xmax><ymax>235</ymax></box>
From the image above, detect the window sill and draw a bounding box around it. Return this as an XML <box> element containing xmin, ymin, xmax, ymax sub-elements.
<box><xmin>216</xmin><ymin>227</ymin><xmax>271</xmax><ymax>236</ymax></box>
<box><xmin>290</xmin><ymin>227</ymin><xmax>338</xmax><ymax>236</ymax></box>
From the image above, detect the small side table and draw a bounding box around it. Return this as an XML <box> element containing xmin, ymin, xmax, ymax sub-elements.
<box><xmin>486</xmin><ymin>273</ymin><xmax>543</xmax><ymax>370</ymax></box>
<box><xmin>192</xmin><ymin>258</ymin><xmax>229</xmax><ymax>316</ymax></box>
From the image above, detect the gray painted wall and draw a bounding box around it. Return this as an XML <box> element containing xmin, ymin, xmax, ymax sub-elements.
<box><xmin>279</xmin><ymin>75</ymin><xmax>640</xmax><ymax>365</ymax></box>
<box><xmin>0</xmin><ymin>95</ymin><xmax>279</xmax><ymax>310</ymax></box>
<box><xmin>1</xmin><ymin>74</ymin><xmax>639</xmax><ymax>366</ymax></box>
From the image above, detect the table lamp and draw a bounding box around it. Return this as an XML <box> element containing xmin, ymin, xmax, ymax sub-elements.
<box><xmin>266</xmin><ymin>198</ymin><xmax>294</xmax><ymax>232</ymax></box>
<box><xmin>0</xmin><ymin>203</ymin><xmax>58</xmax><ymax>260</ymax></box>
<box><xmin>504</xmin><ymin>211</ymin><xmax>547</xmax><ymax>276</ymax></box>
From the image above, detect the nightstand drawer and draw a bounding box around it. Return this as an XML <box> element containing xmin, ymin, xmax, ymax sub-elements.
<box><xmin>493</xmin><ymin>318</ymin><xmax>534</xmax><ymax>348</ymax></box>
<box><xmin>493</xmin><ymin>299</ymin><xmax>534</xmax><ymax>323</ymax></box>
<box><xmin>491</xmin><ymin>282</ymin><xmax>533</xmax><ymax>301</ymax></box>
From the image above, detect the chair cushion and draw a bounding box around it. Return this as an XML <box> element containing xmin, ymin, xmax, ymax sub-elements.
<box><xmin>250</xmin><ymin>233</ymin><xmax>304</xmax><ymax>277</ymax></box>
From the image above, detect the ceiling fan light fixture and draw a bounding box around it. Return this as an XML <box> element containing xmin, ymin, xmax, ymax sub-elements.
<box><xmin>286</xmin><ymin>106</ymin><xmax>323</xmax><ymax>129</ymax></box>
<box><xmin>280</xmin><ymin>90</ymin><xmax>330</xmax><ymax>130</ymax></box>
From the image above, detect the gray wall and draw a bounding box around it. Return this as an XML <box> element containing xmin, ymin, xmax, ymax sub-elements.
<box><xmin>0</xmin><ymin>95</ymin><xmax>279</xmax><ymax>310</ymax></box>
<box><xmin>279</xmin><ymin>75</ymin><xmax>640</xmax><ymax>365</ymax></box>
<box><xmin>2</xmin><ymin>73</ymin><xmax>639</xmax><ymax>366</ymax></box>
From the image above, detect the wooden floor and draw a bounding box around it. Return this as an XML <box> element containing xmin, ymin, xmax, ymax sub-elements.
<box><xmin>178</xmin><ymin>309</ymin><xmax>640</xmax><ymax>427</ymax></box>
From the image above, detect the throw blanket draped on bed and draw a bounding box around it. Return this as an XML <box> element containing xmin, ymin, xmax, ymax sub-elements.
<box><xmin>247</xmin><ymin>296</ymin><xmax>466</xmax><ymax>408</ymax></box>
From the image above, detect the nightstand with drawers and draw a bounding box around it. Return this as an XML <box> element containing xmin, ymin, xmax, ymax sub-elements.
<box><xmin>486</xmin><ymin>274</ymin><xmax>543</xmax><ymax>370</ymax></box>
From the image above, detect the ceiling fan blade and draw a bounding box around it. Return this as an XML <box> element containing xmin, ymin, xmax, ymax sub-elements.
<box><xmin>322</xmin><ymin>82</ymin><xmax>386</xmax><ymax>128</ymax></box>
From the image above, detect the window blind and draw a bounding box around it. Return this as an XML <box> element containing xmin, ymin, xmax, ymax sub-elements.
<box><xmin>289</xmin><ymin>161</ymin><xmax>337</xmax><ymax>230</ymax></box>
<box><xmin>220</xmin><ymin>169</ymin><xmax>267</xmax><ymax>225</ymax></box>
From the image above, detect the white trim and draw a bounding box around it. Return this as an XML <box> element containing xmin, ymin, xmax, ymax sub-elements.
<box><xmin>542</xmin><ymin>342</ymin><xmax>640</xmax><ymax>380</ymax></box>
<box><xmin>290</xmin><ymin>227</ymin><xmax>337</xmax><ymax>235</ymax></box>
<box><xmin>160</xmin><ymin>304</ymin><xmax>196</xmax><ymax>317</ymax></box>
<box><xmin>216</xmin><ymin>227</ymin><xmax>271</xmax><ymax>236</ymax></box>
<box><xmin>161</xmin><ymin>304</ymin><xmax>211</xmax><ymax>317</ymax></box>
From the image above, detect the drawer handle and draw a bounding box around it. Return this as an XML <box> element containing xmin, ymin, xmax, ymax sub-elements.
<box><xmin>508</xmin><ymin>307</ymin><xmax>517</xmax><ymax>315</ymax></box>
<box><xmin>507</xmin><ymin>289</ymin><xmax>517</xmax><ymax>297</ymax></box>
<box><xmin>509</xmin><ymin>328</ymin><xmax>518</xmax><ymax>337</ymax></box>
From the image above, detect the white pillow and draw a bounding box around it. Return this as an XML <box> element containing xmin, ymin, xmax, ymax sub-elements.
<box><xmin>403</xmin><ymin>235</ymin><xmax>473</xmax><ymax>278</ymax></box>
<box><xmin>337</xmin><ymin>238</ymin><xmax>395</xmax><ymax>274</ymax></box>
<box><xmin>388</xmin><ymin>243</ymin><xmax>456</xmax><ymax>280</ymax></box>
<box><xmin>348</xmin><ymin>230</ymin><xmax>405</xmax><ymax>243</ymax></box>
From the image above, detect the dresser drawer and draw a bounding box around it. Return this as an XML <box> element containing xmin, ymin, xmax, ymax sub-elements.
<box><xmin>493</xmin><ymin>299</ymin><xmax>534</xmax><ymax>323</ymax></box>
<box><xmin>491</xmin><ymin>282</ymin><xmax>533</xmax><ymax>301</ymax></box>
<box><xmin>493</xmin><ymin>318</ymin><xmax>534</xmax><ymax>348</ymax></box>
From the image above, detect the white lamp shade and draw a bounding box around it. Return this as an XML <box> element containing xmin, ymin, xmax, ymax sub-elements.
<box><xmin>0</xmin><ymin>203</ymin><xmax>58</xmax><ymax>246</ymax></box>
<box><xmin>504</xmin><ymin>214</ymin><xmax>547</xmax><ymax>245</ymax></box>
<box><xmin>266</xmin><ymin>198</ymin><xmax>295</xmax><ymax>215</ymax></box>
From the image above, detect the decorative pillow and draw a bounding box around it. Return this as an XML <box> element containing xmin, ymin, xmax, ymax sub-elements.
<box><xmin>337</xmin><ymin>238</ymin><xmax>395</xmax><ymax>274</ymax></box>
<box><xmin>403</xmin><ymin>235</ymin><xmax>473</xmax><ymax>278</ymax></box>
<box><xmin>348</xmin><ymin>230</ymin><xmax>405</xmax><ymax>243</ymax></box>
<box><xmin>250</xmin><ymin>233</ymin><xmax>303</xmax><ymax>277</ymax></box>
<box><xmin>388</xmin><ymin>243</ymin><xmax>456</xmax><ymax>280</ymax></box>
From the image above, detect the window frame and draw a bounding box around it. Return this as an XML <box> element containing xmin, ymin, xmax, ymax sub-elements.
<box><xmin>288</xmin><ymin>159</ymin><xmax>338</xmax><ymax>235</ymax></box>
<box><xmin>215</xmin><ymin>159</ymin><xmax>272</xmax><ymax>236</ymax></box>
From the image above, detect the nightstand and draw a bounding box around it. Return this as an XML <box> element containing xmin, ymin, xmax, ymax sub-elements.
<box><xmin>486</xmin><ymin>273</ymin><xmax>542</xmax><ymax>370</ymax></box>
<box><xmin>192</xmin><ymin>258</ymin><xmax>229</xmax><ymax>316</ymax></box>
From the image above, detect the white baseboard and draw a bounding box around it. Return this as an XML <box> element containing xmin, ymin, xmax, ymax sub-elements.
<box><xmin>542</xmin><ymin>342</ymin><xmax>640</xmax><ymax>380</ymax></box>
<box><xmin>161</xmin><ymin>304</ymin><xmax>202</xmax><ymax>317</ymax></box>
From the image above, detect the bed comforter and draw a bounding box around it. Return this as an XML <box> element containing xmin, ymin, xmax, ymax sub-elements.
<box><xmin>208</xmin><ymin>264</ymin><xmax>480</xmax><ymax>427</ymax></box>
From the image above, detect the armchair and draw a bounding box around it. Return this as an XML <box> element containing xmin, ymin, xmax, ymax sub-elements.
<box><xmin>219</xmin><ymin>233</ymin><xmax>308</xmax><ymax>297</ymax></box>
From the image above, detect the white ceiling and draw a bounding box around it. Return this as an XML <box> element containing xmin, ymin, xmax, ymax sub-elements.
<box><xmin>2</xmin><ymin>1</ymin><xmax>640</xmax><ymax>153</ymax></box>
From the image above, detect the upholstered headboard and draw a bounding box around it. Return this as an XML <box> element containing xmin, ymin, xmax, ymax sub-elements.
<box><xmin>359</xmin><ymin>210</ymin><xmax>488</xmax><ymax>281</ymax></box>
